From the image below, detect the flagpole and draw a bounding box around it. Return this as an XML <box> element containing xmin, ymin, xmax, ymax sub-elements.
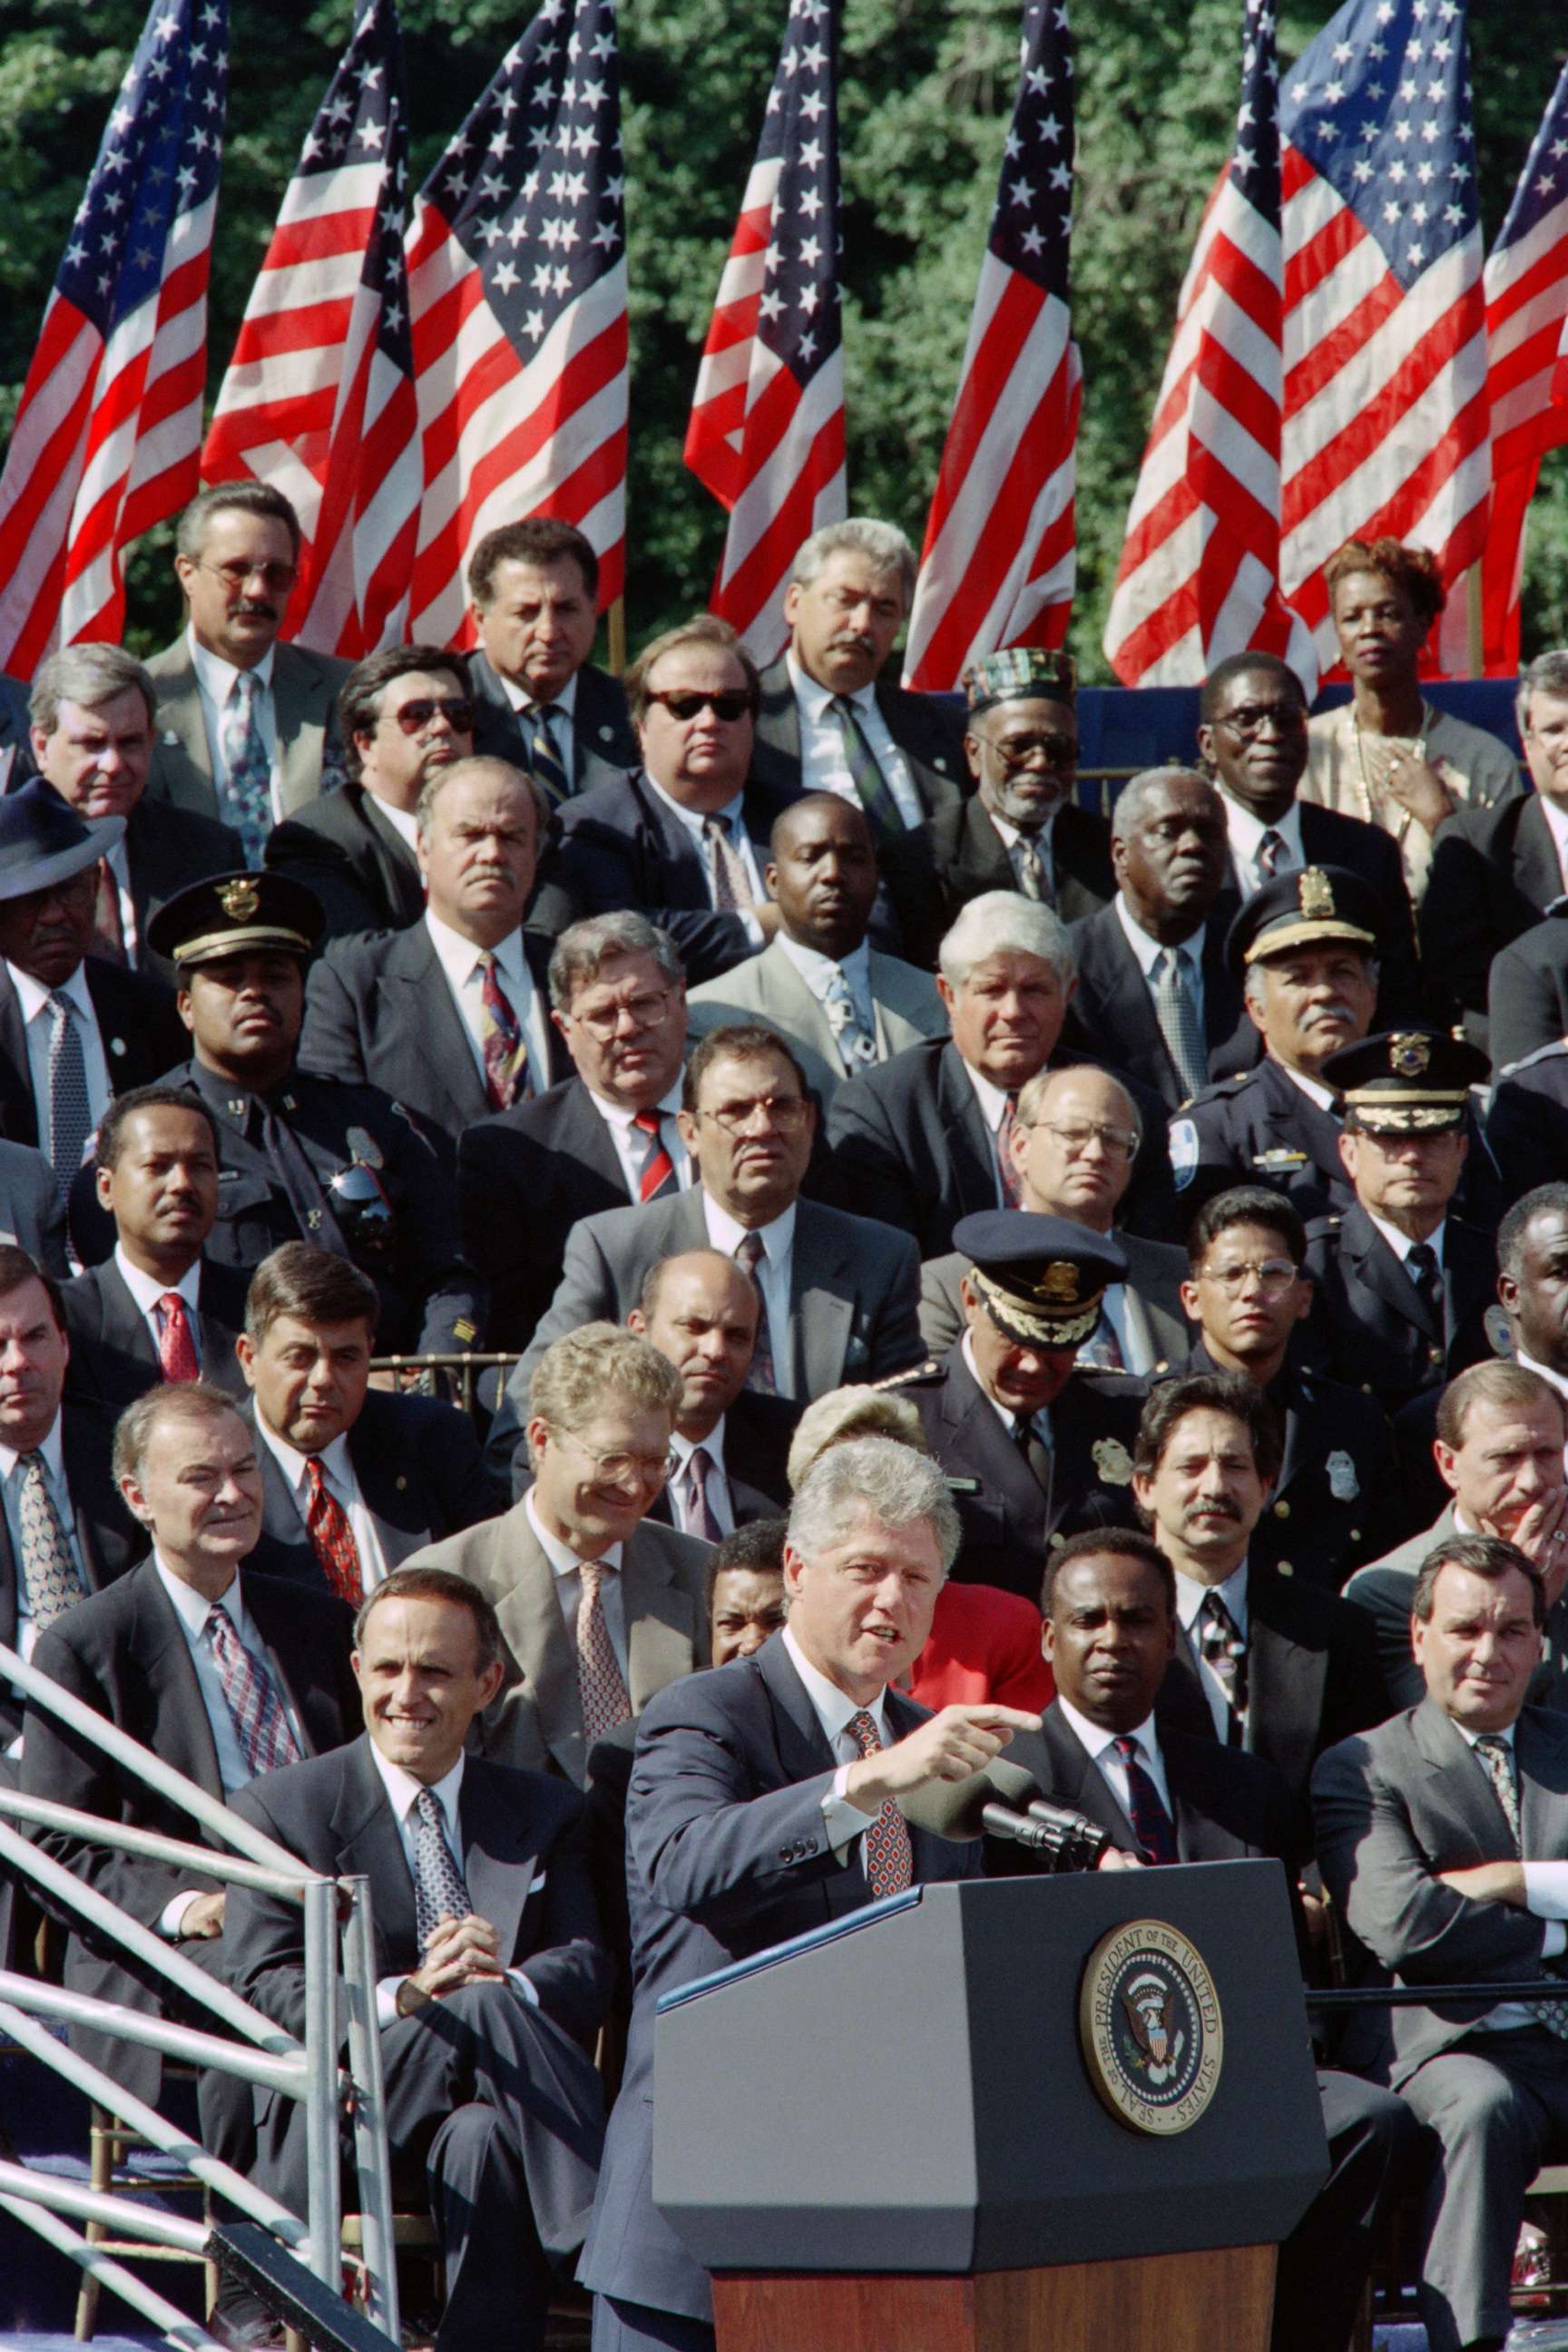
<box><xmin>607</xmin><ymin>594</ymin><xmax>626</xmax><ymax>675</ymax></box>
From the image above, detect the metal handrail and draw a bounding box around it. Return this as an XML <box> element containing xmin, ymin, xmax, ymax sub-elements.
<box><xmin>0</xmin><ymin>1972</ymin><xmax>309</xmax><ymax>2095</ymax></box>
<box><xmin>0</xmin><ymin>2189</ymin><xmax>221</xmax><ymax>2352</ymax></box>
<box><xmin>0</xmin><ymin>1786</ymin><xmax>325</xmax><ymax>1897</ymax></box>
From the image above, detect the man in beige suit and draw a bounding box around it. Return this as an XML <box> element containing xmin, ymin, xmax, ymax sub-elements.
<box><xmin>685</xmin><ymin>794</ymin><xmax>945</xmax><ymax>1106</ymax></box>
<box><xmin>144</xmin><ymin>482</ymin><xmax>351</xmax><ymax>860</ymax></box>
<box><xmin>407</xmin><ymin>1324</ymin><xmax>710</xmax><ymax>1788</ymax></box>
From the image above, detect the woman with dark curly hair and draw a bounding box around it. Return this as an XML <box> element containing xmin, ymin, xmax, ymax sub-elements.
<box><xmin>1299</xmin><ymin>536</ymin><xmax>1521</xmax><ymax>902</ymax></box>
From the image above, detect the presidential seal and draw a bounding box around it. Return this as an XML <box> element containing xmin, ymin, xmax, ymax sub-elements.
<box><xmin>1079</xmin><ymin>1919</ymin><xmax>1223</xmax><ymax>2136</ymax></box>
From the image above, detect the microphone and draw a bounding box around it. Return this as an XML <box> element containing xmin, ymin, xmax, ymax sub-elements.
<box><xmin>899</xmin><ymin>1758</ymin><xmax>1112</xmax><ymax>1871</ymax></box>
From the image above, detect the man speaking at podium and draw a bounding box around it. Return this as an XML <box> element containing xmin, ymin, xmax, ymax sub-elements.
<box><xmin>579</xmin><ymin>1433</ymin><xmax>1041</xmax><ymax>2352</ymax></box>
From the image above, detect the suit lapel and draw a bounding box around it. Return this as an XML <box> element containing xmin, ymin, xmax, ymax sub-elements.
<box><xmin>378</xmin><ymin>934</ymin><xmax>490</xmax><ymax>1127</ymax></box>
<box><xmin>622</xmin><ymin>1527</ymin><xmax>699</xmax><ymax>1710</ymax></box>
<box><xmin>245</xmin><ymin>1573</ymin><xmax>334</xmax><ymax>1754</ymax></box>
<box><xmin>559</xmin><ymin>1081</ymin><xmax>637</xmax><ymax>1198</ymax></box>
<box><xmin>865</xmin><ymin>951</ymin><xmax>938</xmax><ymax>1058</ymax></box>
<box><xmin>457</xmin><ymin>1760</ymin><xmax>537</xmax><ymax>1961</ymax></box>
<box><xmin>790</xmin><ymin>1200</ymin><xmax>853</xmax><ymax>1400</ymax></box>
<box><xmin>492</xmin><ymin>1511</ymin><xmax>585</xmax><ymax>1783</ymax></box>
<box><xmin>759</xmin><ymin>938</ymin><xmax>844</xmax><ymax>1083</ymax></box>
<box><xmin>1089</xmin><ymin>916</ymin><xmax>1174</xmax><ymax>1091</ymax></box>
<box><xmin>332</xmin><ymin>1739</ymin><xmax>420</xmax><ymax>1969</ymax></box>
<box><xmin>941</xmin><ymin>1347</ymin><xmax>1046</xmax><ymax>1531</ymax></box>
<box><xmin>956</xmin><ymin>801</ymin><xmax>1015</xmax><ymax>896</ymax></box>
<box><xmin>132</xmin><ymin>1563</ymin><xmax>225</xmax><ymax>1798</ymax></box>
<box><xmin>939</xmin><ymin>1043</ymin><xmax>1002</xmax><ymax>1217</ymax></box>
<box><xmin>1344</xmin><ymin>1206</ymin><xmax>1438</xmax><ymax>1343</ymax></box>
<box><xmin>1516</xmin><ymin>798</ymin><xmax>1566</xmax><ymax>913</ymax></box>
<box><xmin>1246</xmin><ymin>1573</ymin><xmax>1325</xmax><ymax>1788</ymax></box>
<box><xmin>0</xmin><ymin>974</ymin><xmax>37</xmax><ymax>1146</ymax></box>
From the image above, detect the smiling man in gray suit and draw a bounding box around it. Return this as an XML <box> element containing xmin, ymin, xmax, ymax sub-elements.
<box><xmin>487</xmin><ymin>1024</ymin><xmax>924</xmax><ymax>1489</ymax></box>
<box><xmin>409</xmin><ymin>1326</ymin><xmax>710</xmax><ymax>1788</ymax></box>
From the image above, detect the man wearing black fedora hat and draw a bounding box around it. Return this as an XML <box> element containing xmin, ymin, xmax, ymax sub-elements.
<box><xmin>0</xmin><ymin>780</ymin><xmax>184</xmax><ymax>1187</ymax></box>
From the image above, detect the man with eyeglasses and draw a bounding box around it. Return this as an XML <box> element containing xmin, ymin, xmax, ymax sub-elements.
<box><xmin>555</xmin><ymin>614</ymin><xmax>802</xmax><ymax>985</ymax></box>
<box><xmin>882</xmin><ymin>1211</ymin><xmax>1149</xmax><ymax>1602</ymax></box>
<box><xmin>299</xmin><ymin>756</ymin><xmax>567</xmax><ymax>1157</ymax></box>
<box><xmin>916</xmin><ymin>1064</ymin><xmax>1189</xmax><ymax>1372</ymax></box>
<box><xmin>881</xmin><ymin>645</ymin><xmax>1112</xmax><ymax>970</ymax></box>
<box><xmin>487</xmin><ymin>1024</ymin><xmax>924</xmax><ymax>1492</ymax></box>
<box><xmin>1059</xmin><ymin>765</ymin><xmax>1247</xmax><ymax>1112</ymax></box>
<box><xmin>263</xmin><ymin>645</ymin><xmax>478</xmax><ymax>942</ymax></box>
<box><xmin>1168</xmin><ymin>1186</ymin><xmax>1397</xmax><ymax>1592</ymax></box>
<box><xmin>407</xmin><ymin>1324</ymin><xmax>712</xmax><ymax>1784</ymax></box>
<box><xmin>144</xmin><ymin>483</ymin><xmax>351</xmax><ymax>856</ymax></box>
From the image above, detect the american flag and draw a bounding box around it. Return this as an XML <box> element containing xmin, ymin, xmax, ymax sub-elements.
<box><xmin>404</xmin><ymin>0</ymin><xmax>627</xmax><ymax>649</ymax></box>
<box><xmin>902</xmin><ymin>1</ymin><xmax>1082</xmax><ymax>692</ymax></box>
<box><xmin>202</xmin><ymin>0</ymin><xmax>417</xmax><ymax>659</ymax></box>
<box><xmin>1104</xmin><ymin>0</ymin><xmax>1318</xmax><ymax>691</ymax></box>
<box><xmin>1479</xmin><ymin>58</ymin><xmax>1568</xmax><ymax>674</ymax></box>
<box><xmin>684</xmin><ymin>0</ymin><xmax>845</xmax><ymax>662</ymax></box>
<box><xmin>0</xmin><ymin>0</ymin><xmax>227</xmax><ymax>677</ymax></box>
<box><xmin>1276</xmin><ymin>0</ymin><xmax>1489</xmax><ymax>678</ymax></box>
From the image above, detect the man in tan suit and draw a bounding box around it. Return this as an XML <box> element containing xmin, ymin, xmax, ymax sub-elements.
<box><xmin>684</xmin><ymin>794</ymin><xmax>946</xmax><ymax>1106</ymax></box>
<box><xmin>406</xmin><ymin>1324</ymin><xmax>710</xmax><ymax>1787</ymax></box>
<box><xmin>144</xmin><ymin>481</ymin><xmax>350</xmax><ymax>858</ymax></box>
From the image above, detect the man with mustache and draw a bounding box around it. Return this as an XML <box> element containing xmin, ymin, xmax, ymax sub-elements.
<box><xmin>1132</xmin><ymin>1370</ymin><xmax>1385</xmax><ymax>1818</ymax></box>
<box><xmin>142</xmin><ymin>483</ymin><xmax>351</xmax><ymax>861</ymax></box>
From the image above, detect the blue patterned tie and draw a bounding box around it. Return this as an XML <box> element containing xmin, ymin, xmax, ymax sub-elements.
<box><xmin>203</xmin><ymin>1603</ymin><xmax>300</xmax><ymax>1779</ymax></box>
<box><xmin>45</xmin><ymin>993</ymin><xmax>92</xmax><ymax>1200</ymax></box>
<box><xmin>411</xmin><ymin>1787</ymin><xmax>472</xmax><ymax>1952</ymax></box>
<box><xmin>822</xmin><ymin>965</ymin><xmax>877</xmax><ymax>1073</ymax></box>
<box><xmin>220</xmin><ymin>671</ymin><xmax>273</xmax><ymax>864</ymax></box>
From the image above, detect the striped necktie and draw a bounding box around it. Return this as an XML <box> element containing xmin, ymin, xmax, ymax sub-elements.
<box><xmin>632</xmin><ymin>1108</ymin><xmax>676</xmax><ymax>1201</ymax></box>
<box><xmin>829</xmin><ymin>698</ymin><xmax>904</xmax><ymax>841</ymax></box>
<box><xmin>203</xmin><ymin>1602</ymin><xmax>300</xmax><ymax>1778</ymax></box>
<box><xmin>524</xmin><ymin>703</ymin><xmax>570</xmax><ymax>807</ymax></box>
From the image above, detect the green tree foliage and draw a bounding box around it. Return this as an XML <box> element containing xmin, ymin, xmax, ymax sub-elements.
<box><xmin>0</xmin><ymin>0</ymin><xmax>1562</xmax><ymax>671</ymax></box>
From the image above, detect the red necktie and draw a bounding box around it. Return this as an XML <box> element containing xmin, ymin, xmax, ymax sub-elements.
<box><xmin>632</xmin><ymin>1108</ymin><xmax>675</xmax><ymax>1202</ymax></box>
<box><xmin>848</xmin><ymin>1710</ymin><xmax>913</xmax><ymax>1897</ymax></box>
<box><xmin>303</xmin><ymin>1456</ymin><xmax>364</xmax><ymax>1606</ymax></box>
<box><xmin>477</xmin><ymin>951</ymin><xmax>530</xmax><ymax>1111</ymax></box>
<box><xmin>156</xmin><ymin>1293</ymin><xmax>200</xmax><ymax>1383</ymax></box>
<box><xmin>93</xmin><ymin>859</ymin><xmax>127</xmax><ymax>965</ymax></box>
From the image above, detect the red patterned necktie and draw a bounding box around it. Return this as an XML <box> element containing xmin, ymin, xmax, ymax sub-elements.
<box><xmin>477</xmin><ymin>950</ymin><xmax>531</xmax><ymax>1111</ymax></box>
<box><xmin>93</xmin><ymin>859</ymin><xmax>127</xmax><ymax>964</ymax></box>
<box><xmin>576</xmin><ymin>1558</ymin><xmax>632</xmax><ymax>1742</ymax></box>
<box><xmin>848</xmin><ymin>1710</ymin><xmax>913</xmax><ymax>1897</ymax></box>
<box><xmin>632</xmin><ymin>1108</ymin><xmax>676</xmax><ymax>1201</ymax></box>
<box><xmin>303</xmin><ymin>1456</ymin><xmax>364</xmax><ymax>1606</ymax></box>
<box><xmin>203</xmin><ymin>1602</ymin><xmax>301</xmax><ymax>1777</ymax></box>
<box><xmin>156</xmin><ymin>1292</ymin><xmax>200</xmax><ymax>1383</ymax></box>
<box><xmin>997</xmin><ymin>1095</ymin><xmax>1024</xmax><ymax>1208</ymax></box>
<box><xmin>734</xmin><ymin>1230</ymin><xmax>778</xmax><ymax>1395</ymax></box>
<box><xmin>1113</xmin><ymin>1736</ymin><xmax>1178</xmax><ymax>1866</ymax></box>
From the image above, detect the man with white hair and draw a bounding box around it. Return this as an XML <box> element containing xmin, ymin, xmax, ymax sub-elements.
<box><xmin>750</xmin><ymin>518</ymin><xmax>967</xmax><ymax>835</ymax></box>
<box><xmin>827</xmin><ymin>889</ymin><xmax>1175</xmax><ymax>1256</ymax></box>
<box><xmin>579</xmin><ymin>1433</ymin><xmax>1036</xmax><ymax>2352</ymax></box>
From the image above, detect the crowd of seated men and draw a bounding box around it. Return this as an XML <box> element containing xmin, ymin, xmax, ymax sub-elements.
<box><xmin>0</xmin><ymin>483</ymin><xmax>1563</xmax><ymax>2352</ymax></box>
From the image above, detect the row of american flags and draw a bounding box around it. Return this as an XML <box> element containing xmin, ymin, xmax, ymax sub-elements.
<box><xmin>0</xmin><ymin>0</ymin><xmax>1563</xmax><ymax>696</ymax></box>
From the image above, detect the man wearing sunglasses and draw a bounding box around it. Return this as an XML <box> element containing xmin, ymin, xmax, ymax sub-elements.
<box><xmin>554</xmin><ymin>614</ymin><xmax>801</xmax><ymax>985</ymax></box>
<box><xmin>299</xmin><ymin>755</ymin><xmax>570</xmax><ymax>1156</ymax></box>
<box><xmin>263</xmin><ymin>645</ymin><xmax>478</xmax><ymax>941</ymax></box>
<box><xmin>143</xmin><ymin>482</ymin><xmax>351</xmax><ymax>854</ymax></box>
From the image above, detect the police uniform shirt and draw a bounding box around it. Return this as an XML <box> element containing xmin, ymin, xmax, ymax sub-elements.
<box><xmin>1221</xmin><ymin>797</ymin><xmax>1305</xmax><ymax>897</ymax></box>
<box><xmin>1174</xmin><ymin>1559</ymin><xmax>1250</xmax><ymax>1742</ymax></box>
<box><xmin>363</xmin><ymin>1740</ymin><xmax>543</xmax><ymax>2023</ymax></box>
<box><xmin>1278</xmin><ymin>1056</ymin><xmax>1339</xmax><ymax>1118</ymax></box>
<box><xmin>8</xmin><ymin>959</ymin><xmax>113</xmax><ymax>1144</ymax></box>
<box><xmin>253</xmin><ymin>1412</ymin><xmax>391</xmax><ymax>1594</ymax></box>
<box><xmin>1364</xmin><ymin>1210</ymin><xmax>1446</xmax><ymax>1282</ymax></box>
<box><xmin>786</xmin><ymin>650</ymin><xmax>925</xmax><ymax>831</ymax></box>
<box><xmin>776</xmin><ymin>931</ymin><xmax>877</xmax><ymax>1041</ymax></box>
<box><xmin>113</xmin><ymin>1245</ymin><xmax>204</xmax><ymax>1373</ymax></box>
<box><xmin>667</xmin><ymin>1423</ymin><xmax>736</xmax><ymax>1542</ymax></box>
<box><xmin>586</xmin><ymin>1077</ymin><xmax>691</xmax><ymax>1201</ymax></box>
<box><xmin>524</xmin><ymin>1487</ymin><xmax>629</xmax><ymax>1682</ymax></box>
<box><xmin>781</xmin><ymin>1618</ymin><xmax>893</xmax><ymax>1863</ymax></box>
<box><xmin>702</xmin><ymin>1193</ymin><xmax>796</xmax><ymax>1397</ymax></box>
<box><xmin>0</xmin><ymin>1416</ymin><xmax>84</xmax><ymax>1677</ymax></box>
<box><xmin>1112</xmin><ymin>892</ymin><xmax>1208</xmax><ymax>1032</ymax></box>
<box><xmin>961</xmin><ymin>1327</ymin><xmax>1052</xmax><ymax>1449</ymax></box>
<box><xmin>496</xmin><ymin>663</ymin><xmax>580</xmax><ymax>783</ymax></box>
<box><xmin>989</xmin><ymin>805</ymin><xmax>1059</xmax><ymax>902</ymax></box>
<box><xmin>421</xmin><ymin>908</ymin><xmax>554</xmax><ymax>1099</ymax></box>
<box><xmin>642</xmin><ymin>774</ymin><xmax>768</xmax><ymax>948</ymax></box>
<box><xmin>189</xmin><ymin>630</ymin><xmax>283</xmax><ymax>823</ymax></box>
<box><xmin>1055</xmin><ymin>1691</ymin><xmax>1174</xmax><ymax>1821</ymax></box>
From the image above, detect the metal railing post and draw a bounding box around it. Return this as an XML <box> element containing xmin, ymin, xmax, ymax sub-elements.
<box><xmin>302</xmin><ymin>1875</ymin><xmax>342</xmax><ymax>2289</ymax></box>
<box><xmin>339</xmin><ymin>1876</ymin><xmax>399</xmax><ymax>2341</ymax></box>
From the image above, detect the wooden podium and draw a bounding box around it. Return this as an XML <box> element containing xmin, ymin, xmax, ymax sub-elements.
<box><xmin>654</xmin><ymin>1866</ymin><xmax>1323</xmax><ymax>2352</ymax></box>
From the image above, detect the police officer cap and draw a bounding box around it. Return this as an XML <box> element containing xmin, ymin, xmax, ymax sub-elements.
<box><xmin>1321</xmin><ymin>1028</ymin><xmax>1489</xmax><ymax>1135</ymax></box>
<box><xmin>952</xmin><ymin>1211</ymin><xmax>1127</xmax><ymax>1349</ymax></box>
<box><xmin>148</xmin><ymin>872</ymin><xmax>326</xmax><ymax>972</ymax></box>
<box><xmin>1224</xmin><ymin>863</ymin><xmax>1381</xmax><ymax>984</ymax></box>
<box><xmin>963</xmin><ymin>647</ymin><xmax>1076</xmax><ymax>718</ymax></box>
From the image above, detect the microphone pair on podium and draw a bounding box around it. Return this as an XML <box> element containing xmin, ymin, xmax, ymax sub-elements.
<box><xmin>899</xmin><ymin>1759</ymin><xmax>1112</xmax><ymax>1875</ymax></box>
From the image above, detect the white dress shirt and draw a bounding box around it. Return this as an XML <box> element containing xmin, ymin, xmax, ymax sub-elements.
<box><xmin>1367</xmin><ymin>1211</ymin><xmax>1446</xmax><ymax>1279</ymax></box>
<box><xmin>113</xmin><ymin>1245</ymin><xmax>204</xmax><ymax>1374</ymax></box>
<box><xmin>642</xmin><ymin>776</ymin><xmax>768</xmax><ymax>947</ymax></box>
<box><xmin>253</xmin><ymin>1414</ymin><xmax>392</xmax><ymax>1593</ymax></box>
<box><xmin>1055</xmin><ymin>1694</ymin><xmax>1175</xmax><ymax>1824</ymax></box>
<box><xmin>422</xmin><ymin>909</ymin><xmax>554</xmax><ymax>1100</ymax></box>
<box><xmin>988</xmin><ymin>805</ymin><xmax>1060</xmax><ymax>901</ymax></box>
<box><xmin>786</xmin><ymin>651</ymin><xmax>924</xmax><ymax>830</ymax></box>
<box><xmin>701</xmin><ymin>1193</ymin><xmax>798</xmax><ymax>1397</ymax></box>
<box><xmin>1175</xmin><ymin>1559</ymin><xmax>1250</xmax><ymax>1743</ymax></box>
<box><xmin>363</xmin><ymin>1743</ymin><xmax>541</xmax><ymax>2024</ymax></box>
<box><xmin>1113</xmin><ymin>894</ymin><xmax>1208</xmax><ymax>1034</ymax></box>
<box><xmin>1273</xmin><ymin>1055</ymin><xmax>1341</xmax><ymax>1116</ymax></box>
<box><xmin>188</xmin><ymin>629</ymin><xmax>282</xmax><ymax>822</ymax></box>
<box><xmin>524</xmin><ymin>1488</ymin><xmax>630</xmax><ymax>1681</ymax></box>
<box><xmin>1221</xmin><ymin>794</ymin><xmax>1306</xmax><ymax>896</ymax></box>
<box><xmin>585</xmin><ymin>1079</ymin><xmax>691</xmax><ymax>1200</ymax></box>
<box><xmin>668</xmin><ymin>1422</ymin><xmax>735</xmax><ymax>1541</ymax></box>
<box><xmin>371</xmin><ymin>797</ymin><xmax>420</xmax><ymax>852</ymax></box>
<box><xmin>8</xmin><ymin>960</ymin><xmax>113</xmax><ymax>1152</ymax></box>
<box><xmin>154</xmin><ymin>1555</ymin><xmax>306</xmax><ymax>1932</ymax></box>
<box><xmin>775</xmin><ymin>932</ymin><xmax>877</xmax><ymax>1039</ymax></box>
<box><xmin>497</xmin><ymin>664</ymin><xmax>579</xmax><ymax>782</ymax></box>
<box><xmin>782</xmin><ymin>1621</ymin><xmax>896</xmax><ymax>1858</ymax></box>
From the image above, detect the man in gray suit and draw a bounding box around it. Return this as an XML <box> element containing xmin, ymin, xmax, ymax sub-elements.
<box><xmin>143</xmin><ymin>482</ymin><xmax>350</xmax><ymax>858</ymax></box>
<box><xmin>1345</xmin><ymin>1360</ymin><xmax>1568</xmax><ymax>1707</ymax></box>
<box><xmin>686</xmin><ymin>793</ymin><xmax>945</xmax><ymax>1107</ymax></box>
<box><xmin>1314</xmin><ymin>1533</ymin><xmax>1568</xmax><ymax>2352</ymax></box>
<box><xmin>918</xmin><ymin>1063</ymin><xmax>1187</xmax><ymax>1371</ymax></box>
<box><xmin>408</xmin><ymin>1326</ymin><xmax>710</xmax><ymax>1788</ymax></box>
<box><xmin>487</xmin><ymin>1024</ymin><xmax>924</xmax><ymax>1488</ymax></box>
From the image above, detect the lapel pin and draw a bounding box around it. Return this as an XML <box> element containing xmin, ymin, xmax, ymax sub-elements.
<box><xmin>110</xmin><ymin>1037</ymin><xmax>126</xmax><ymax>1056</ymax></box>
